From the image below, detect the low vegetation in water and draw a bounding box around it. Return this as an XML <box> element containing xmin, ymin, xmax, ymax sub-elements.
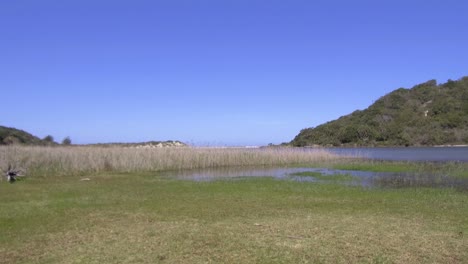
<box><xmin>331</xmin><ymin>159</ymin><xmax>468</xmax><ymax>178</ymax></box>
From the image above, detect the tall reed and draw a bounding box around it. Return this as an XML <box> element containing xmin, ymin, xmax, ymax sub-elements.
<box><xmin>0</xmin><ymin>145</ymin><xmax>342</xmax><ymax>177</ymax></box>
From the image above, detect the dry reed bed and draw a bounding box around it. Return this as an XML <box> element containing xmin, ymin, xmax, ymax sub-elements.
<box><xmin>0</xmin><ymin>146</ymin><xmax>341</xmax><ymax>177</ymax></box>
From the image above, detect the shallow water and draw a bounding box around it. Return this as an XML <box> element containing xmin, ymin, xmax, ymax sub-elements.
<box><xmin>322</xmin><ymin>146</ymin><xmax>468</xmax><ymax>162</ymax></box>
<box><xmin>164</xmin><ymin>166</ymin><xmax>468</xmax><ymax>190</ymax></box>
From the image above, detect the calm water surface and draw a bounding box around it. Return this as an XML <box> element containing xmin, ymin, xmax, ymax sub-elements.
<box><xmin>166</xmin><ymin>166</ymin><xmax>468</xmax><ymax>190</ymax></box>
<box><xmin>321</xmin><ymin>146</ymin><xmax>468</xmax><ymax>162</ymax></box>
<box><xmin>161</xmin><ymin>147</ymin><xmax>468</xmax><ymax>190</ymax></box>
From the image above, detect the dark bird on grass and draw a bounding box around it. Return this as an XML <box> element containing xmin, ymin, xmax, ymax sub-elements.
<box><xmin>3</xmin><ymin>165</ymin><xmax>24</xmax><ymax>183</ymax></box>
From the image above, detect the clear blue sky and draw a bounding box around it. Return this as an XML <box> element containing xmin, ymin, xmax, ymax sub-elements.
<box><xmin>2</xmin><ymin>0</ymin><xmax>467</xmax><ymax>146</ymax></box>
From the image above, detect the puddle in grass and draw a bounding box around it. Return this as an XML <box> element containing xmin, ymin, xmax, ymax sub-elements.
<box><xmin>164</xmin><ymin>167</ymin><xmax>468</xmax><ymax>190</ymax></box>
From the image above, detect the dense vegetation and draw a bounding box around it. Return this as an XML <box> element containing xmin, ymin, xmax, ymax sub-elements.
<box><xmin>0</xmin><ymin>145</ymin><xmax>336</xmax><ymax>177</ymax></box>
<box><xmin>0</xmin><ymin>126</ymin><xmax>54</xmax><ymax>145</ymax></box>
<box><xmin>292</xmin><ymin>76</ymin><xmax>468</xmax><ymax>147</ymax></box>
<box><xmin>88</xmin><ymin>140</ymin><xmax>187</xmax><ymax>148</ymax></box>
<box><xmin>0</xmin><ymin>125</ymin><xmax>185</xmax><ymax>147</ymax></box>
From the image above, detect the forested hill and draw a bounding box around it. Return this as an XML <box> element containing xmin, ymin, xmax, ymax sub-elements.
<box><xmin>0</xmin><ymin>125</ymin><xmax>187</xmax><ymax>147</ymax></box>
<box><xmin>291</xmin><ymin>77</ymin><xmax>468</xmax><ymax>147</ymax></box>
<box><xmin>0</xmin><ymin>126</ymin><xmax>49</xmax><ymax>145</ymax></box>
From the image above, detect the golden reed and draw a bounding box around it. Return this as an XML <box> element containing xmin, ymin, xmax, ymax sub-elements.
<box><xmin>0</xmin><ymin>145</ymin><xmax>341</xmax><ymax>177</ymax></box>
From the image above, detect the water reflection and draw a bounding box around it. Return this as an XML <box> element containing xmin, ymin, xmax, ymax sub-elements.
<box><xmin>163</xmin><ymin>167</ymin><xmax>311</xmax><ymax>182</ymax></box>
<box><xmin>322</xmin><ymin>146</ymin><xmax>468</xmax><ymax>162</ymax></box>
<box><xmin>166</xmin><ymin>167</ymin><xmax>468</xmax><ymax>191</ymax></box>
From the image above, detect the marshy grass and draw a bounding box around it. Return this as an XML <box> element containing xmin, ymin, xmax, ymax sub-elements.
<box><xmin>332</xmin><ymin>159</ymin><xmax>468</xmax><ymax>178</ymax></box>
<box><xmin>0</xmin><ymin>145</ymin><xmax>343</xmax><ymax>177</ymax></box>
<box><xmin>1</xmin><ymin>174</ymin><xmax>467</xmax><ymax>263</ymax></box>
<box><xmin>1</xmin><ymin>146</ymin><xmax>467</xmax><ymax>263</ymax></box>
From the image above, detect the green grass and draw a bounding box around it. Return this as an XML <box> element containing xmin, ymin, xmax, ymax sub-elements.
<box><xmin>332</xmin><ymin>161</ymin><xmax>422</xmax><ymax>173</ymax></box>
<box><xmin>1</xmin><ymin>172</ymin><xmax>467</xmax><ymax>263</ymax></box>
<box><xmin>331</xmin><ymin>159</ymin><xmax>468</xmax><ymax>178</ymax></box>
<box><xmin>1</xmin><ymin>146</ymin><xmax>467</xmax><ymax>263</ymax></box>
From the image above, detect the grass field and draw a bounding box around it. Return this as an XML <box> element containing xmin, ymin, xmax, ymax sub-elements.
<box><xmin>1</xmin><ymin>173</ymin><xmax>467</xmax><ymax>263</ymax></box>
<box><xmin>1</xmin><ymin>146</ymin><xmax>467</xmax><ymax>263</ymax></box>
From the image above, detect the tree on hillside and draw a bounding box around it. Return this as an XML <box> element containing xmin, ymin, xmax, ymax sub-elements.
<box><xmin>62</xmin><ymin>136</ymin><xmax>72</xmax><ymax>145</ymax></box>
<box><xmin>43</xmin><ymin>135</ymin><xmax>55</xmax><ymax>144</ymax></box>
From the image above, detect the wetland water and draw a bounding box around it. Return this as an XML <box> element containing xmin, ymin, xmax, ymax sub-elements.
<box><xmin>166</xmin><ymin>166</ymin><xmax>468</xmax><ymax>190</ymax></box>
<box><xmin>162</xmin><ymin>147</ymin><xmax>468</xmax><ymax>190</ymax></box>
<box><xmin>322</xmin><ymin>146</ymin><xmax>468</xmax><ymax>162</ymax></box>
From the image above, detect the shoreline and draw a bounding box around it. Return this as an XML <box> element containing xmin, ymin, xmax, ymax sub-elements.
<box><xmin>300</xmin><ymin>145</ymin><xmax>468</xmax><ymax>148</ymax></box>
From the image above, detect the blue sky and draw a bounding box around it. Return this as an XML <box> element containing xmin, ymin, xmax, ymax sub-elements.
<box><xmin>1</xmin><ymin>0</ymin><xmax>468</xmax><ymax>146</ymax></box>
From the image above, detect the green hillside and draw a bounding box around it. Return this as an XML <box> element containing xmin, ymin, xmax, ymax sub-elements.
<box><xmin>0</xmin><ymin>125</ymin><xmax>187</xmax><ymax>147</ymax></box>
<box><xmin>0</xmin><ymin>126</ymin><xmax>49</xmax><ymax>145</ymax></box>
<box><xmin>291</xmin><ymin>77</ymin><xmax>468</xmax><ymax>147</ymax></box>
